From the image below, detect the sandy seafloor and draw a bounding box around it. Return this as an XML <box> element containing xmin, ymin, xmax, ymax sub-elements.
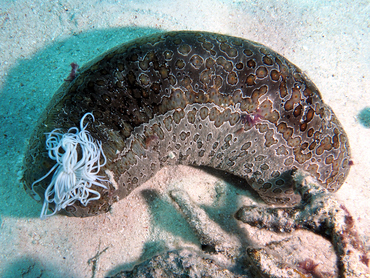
<box><xmin>0</xmin><ymin>0</ymin><xmax>369</xmax><ymax>277</ymax></box>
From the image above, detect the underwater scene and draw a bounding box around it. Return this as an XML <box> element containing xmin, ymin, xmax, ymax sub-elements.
<box><xmin>0</xmin><ymin>0</ymin><xmax>369</xmax><ymax>277</ymax></box>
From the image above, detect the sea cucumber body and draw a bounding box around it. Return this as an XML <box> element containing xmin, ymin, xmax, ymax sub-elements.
<box><xmin>22</xmin><ymin>31</ymin><xmax>351</xmax><ymax>217</ymax></box>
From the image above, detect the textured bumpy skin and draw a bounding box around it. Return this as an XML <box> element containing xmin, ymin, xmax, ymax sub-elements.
<box><xmin>22</xmin><ymin>31</ymin><xmax>351</xmax><ymax>217</ymax></box>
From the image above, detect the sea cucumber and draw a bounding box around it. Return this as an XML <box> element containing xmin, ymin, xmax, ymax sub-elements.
<box><xmin>22</xmin><ymin>31</ymin><xmax>351</xmax><ymax>217</ymax></box>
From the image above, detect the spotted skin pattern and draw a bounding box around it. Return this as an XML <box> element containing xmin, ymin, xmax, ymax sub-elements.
<box><xmin>22</xmin><ymin>31</ymin><xmax>351</xmax><ymax>217</ymax></box>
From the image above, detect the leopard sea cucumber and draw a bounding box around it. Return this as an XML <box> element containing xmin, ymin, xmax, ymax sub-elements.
<box><xmin>22</xmin><ymin>31</ymin><xmax>351</xmax><ymax>217</ymax></box>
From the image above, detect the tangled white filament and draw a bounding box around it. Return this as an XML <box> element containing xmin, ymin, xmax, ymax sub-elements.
<box><xmin>31</xmin><ymin>113</ymin><xmax>107</xmax><ymax>219</ymax></box>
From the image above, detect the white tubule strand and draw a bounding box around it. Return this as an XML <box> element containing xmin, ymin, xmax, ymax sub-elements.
<box><xmin>31</xmin><ymin>113</ymin><xmax>107</xmax><ymax>219</ymax></box>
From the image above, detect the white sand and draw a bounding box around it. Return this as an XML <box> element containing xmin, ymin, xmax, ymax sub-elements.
<box><xmin>0</xmin><ymin>0</ymin><xmax>369</xmax><ymax>277</ymax></box>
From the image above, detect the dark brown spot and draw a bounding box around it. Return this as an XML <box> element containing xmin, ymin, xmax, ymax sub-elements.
<box><xmin>175</xmin><ymin>59</ymin><xmax>185</xmax><ymax>69</ymax></box>
<box><xmin>262</xmin><ymin>56</ymin><xmax>273</xmax><ymax>65</ymax></box>
<box><xmin>243</xmin><ymin>49</ymin><xmax>253</xmax><ymax>56</ymax></box>
<box><xmin>163</xmin><ymin>50</ymin><xmax>173</xmax><ymax>60</ymax></box>
<box><xmin>227</xmin><ymin>72</ymin><xmax>238</xmax><ymax>85</ymax></box>
<box><xmin>247</xmin><ymin>59</ymin><xmax>256</xmax><ymax>68</ymax></box>
<box><xmin>205</xmin><ymin>57</ymin><xmax>215</xmax><ymax>69</ymax></box>
<box><xmin>246</xmin><ymin>74</ymin><xmax>256</xmax><ymax>86</ymax></box>
<box><xmin>293</xmin><ymin>104</ymin><xmax>302</xmax><ymax>117</ymax></box>
<box><xmin>256</xmin><ymin>66</ymin><xmax>268</xmax><ymax>78</ymax></box>
<box><xmin>270</xmin><ymin>70</ymin><xmax>280</xmax><ymax>81</ymax></box>
<box><xmin>307</xmin><ymin>128</ymin><xmax>314</xmax><ymax>137</ymax></box>
<box><xmin>279</xmin><ymin>82</ymin><xmax>288</xmax><ymax>98</ymax></box>
<box><xmin>300</xmin><ymin>122</ymin><xmax>307</xmax><ymax>132</ymax></box>
<box><xmin>235</xmin><ymin>62</ymin><xmax>244</xmax><ymax>70</ymax></box>
<box><xmin>306</xmin><ymin>108</ymin><xmax>314</xmax><ymax>122</ymax></box>
<box><xmin>284</xmin><ymin>100</ymin><xmax>293</xmax><ymax>111</ymax></box>
<box><xmin>190</xmin><ymin>54</ymin><xmax>204</xmax><ymax>69</ymax></box>
<box><xmin>178</xmin><ymin>44</ymin><xmax>191</xmax><ymax>55</ymax></box>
